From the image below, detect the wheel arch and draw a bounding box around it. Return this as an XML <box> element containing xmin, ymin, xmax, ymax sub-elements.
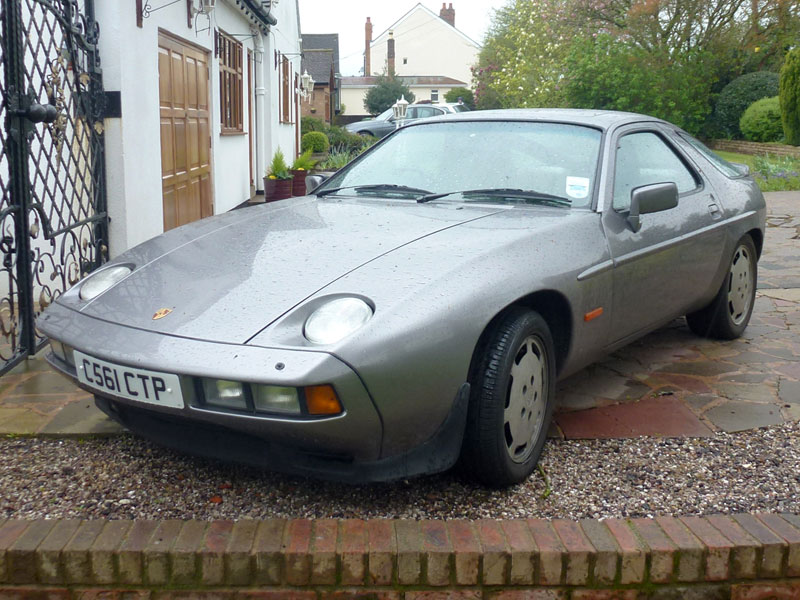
<box><xmin>468</xmin><ymin>290</ymin><xmax>573</xmax><ymax>382</ymax></box>
<box><xmin>747</xmin><ymin>228</ymin><xmax>763</xmax><ymax>259</ymax></box>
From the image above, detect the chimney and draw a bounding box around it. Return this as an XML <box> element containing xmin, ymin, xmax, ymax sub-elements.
<box><xmin>440</xmin><ymin>2</ymin><xmax>455</xmax><ymax>27</ymax></box>
<box><xmin>364</xmin><ymin>17</ymin><xmax>372</xmax><ymax>76</ymax></box>
<box><xmin>387</xmin><ymin>31</ymin><xmax>395</xmax><ymax>75</ymax></box>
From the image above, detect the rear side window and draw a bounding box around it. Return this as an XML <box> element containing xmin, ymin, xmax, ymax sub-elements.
<box><xmin>677</xmin><ymin>133</ymin><xmax>747</xmax><ymax>178</ymax></box>
<box><xmin>613</xmin><ymin>132</ymin><xmax>699</xmax><ymax>211</ymax></box>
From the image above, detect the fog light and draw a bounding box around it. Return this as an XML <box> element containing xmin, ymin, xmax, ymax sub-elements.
<box><xmin>50</xmin><ymin>339</ymin><xmax>66</xmax><ymax>362</ymax></box>
<box><xmin>202</xmin><ymin>379</ymin><xmax>247</xmax><ymax>410</ymax></box>
<box><xmin>304</xmin><ymin>385</ymin><xmax>342</xmax><ymax>416</ymax></box>
<box><xmin>62</xmin><ymin>344</ymin><xmax>76</xmax><ymax>367</ymax></box>
<box><xmin>253</xmin><ymin>385</ymin><xmax>301</xmax><ymax>415</ymax></box>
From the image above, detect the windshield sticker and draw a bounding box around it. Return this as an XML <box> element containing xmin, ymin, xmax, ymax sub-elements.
<box><xmin>566</xmin><ymin>176</ymin><xmax>590</xmax><ymax>199</ymax></box>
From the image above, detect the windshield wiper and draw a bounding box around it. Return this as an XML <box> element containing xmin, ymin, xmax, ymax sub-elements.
<box><xmin>317</xmin><ymin>184</ymin><xmax>432</xmax><ymax>198</ymax></box>
<box><xmin>418</xmin><ymin>188</ymin><xmax>572</xmax><ymax>206</ymax></box>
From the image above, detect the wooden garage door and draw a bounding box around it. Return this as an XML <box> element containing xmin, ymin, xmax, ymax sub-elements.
<box><xmin>158</xmin><ymin>32</ymin><xmax>212</xmax><ymax>231</ymax></box>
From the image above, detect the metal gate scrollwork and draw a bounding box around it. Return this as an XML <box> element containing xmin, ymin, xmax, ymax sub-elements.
<box><xmin>0</xmin><ymin>0</ymin><xmax>108</xmax><ymax>374</ymax></box>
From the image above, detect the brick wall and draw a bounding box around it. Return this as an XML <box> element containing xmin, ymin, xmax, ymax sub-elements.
<box><xmin>707</xmin><ymin>139</ymin><xmax>800</xmax><ymax>158</ymax></box>
<box><xmin>1</xmin><ymin>515</ymin><xmax>799</xmax><ymax>598</ymax></box>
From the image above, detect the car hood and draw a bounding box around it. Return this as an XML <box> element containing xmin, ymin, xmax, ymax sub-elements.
<box><xmin>68</xmin><ymin>197</ymin><xmax>504</xmax><ymax>344</ymax></box>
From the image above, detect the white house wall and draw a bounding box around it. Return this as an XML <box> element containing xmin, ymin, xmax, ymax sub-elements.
<box><xmin>369</xmin><ymin>8</ymin><xmax>478</xmax><ymax>85</ymax></box>
<box><xmin>96</xmin><ymin>1</ymin><xmax>299</xmax><ymax>257</ymax></box>
<box><xmin>341</xmin><ymin>85</ymin><xmax>461</xmax><ymax>116</ymax></box>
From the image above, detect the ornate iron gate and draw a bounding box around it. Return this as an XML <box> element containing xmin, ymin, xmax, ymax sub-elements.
<box><xmin>0</xmin><ymin>0</ymin><xmax>108</xmax><ymax>375</ymax></box>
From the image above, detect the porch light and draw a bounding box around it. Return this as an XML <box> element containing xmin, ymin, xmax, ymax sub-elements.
<box><xmin>392</xmin><ymin>95</ymin><xmax>408</xmax><ymax>129</ymax></box>
<box><xmin>300</xmin><ymin>69</ymin><xmax>314</xmax><ymax>101</ymax></box>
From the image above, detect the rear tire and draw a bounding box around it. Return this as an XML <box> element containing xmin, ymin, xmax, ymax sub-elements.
<box><xmin>463</xmin><ymin>308</ymin><xmax>556</xmax><ymax>487</ymax></box>
<box><xmin>686</xmin><ymin>234</ymin><xmax>757</xmax><ymax>340</ymax></box>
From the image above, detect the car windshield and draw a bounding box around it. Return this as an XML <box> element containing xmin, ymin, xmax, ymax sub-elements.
<box><xmin>320</xmin><ymin>120</ymin><xmax>602</xmax><ymax>208</ymax></box>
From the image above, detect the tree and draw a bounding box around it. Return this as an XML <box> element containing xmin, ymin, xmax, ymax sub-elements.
<box><xmin>472</xmin><ymin>0</ymin><xmax>573</xmax><ymax>109</ymax></box>
<box><xmin>444</xmin><ymin>87</ymin><xmax>475</xmax><ymax>110</ymax></box>
<box><xmin>564</xmin><ymin>34</ymin><xmax>715</xmax><ymax>135</ymax></box>
<box><xmin>780</xmin><ymin>47</ymin><xmax>800</xmax><ymax>145</ymax></box>
<box><xmin>363</xmin><ymin>74</ymin><xmax>415</xmax><ymax>115</ymax></box>
<box><xmin>714</xmin><ymin>71</ymin><xmax>780</xmax><ymax>138</ymax></box>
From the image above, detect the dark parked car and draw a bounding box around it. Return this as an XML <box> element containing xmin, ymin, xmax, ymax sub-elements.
<box><xmin>42</xmin><ymin>109</ymin><xmax>765</xmax><ymax>487</ymax></box>
<box><xmin>345</xmin><ymin>102</ymin><xmax>470</xmax><ymax>138</ymax></box>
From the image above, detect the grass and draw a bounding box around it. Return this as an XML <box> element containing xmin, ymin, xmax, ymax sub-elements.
<box><xmin>715</xmin><ymin>150</ymin><xmax>800</xmax><ymax>192</ymax></box>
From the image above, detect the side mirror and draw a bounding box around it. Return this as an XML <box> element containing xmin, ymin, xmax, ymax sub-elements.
<box><xmin>627</xmin><ymin>182</ymin><xmax>678</xmax><ymax>232</ymax></box>
<box><xmin>730</xmin><ymin>161</ymin><xmax>750</xmax><ymax>176</ymax></box>
<box><xmin>306</xmin><ymin>174</ymin><xmax>328</xmax><ymax>193</ymax></box>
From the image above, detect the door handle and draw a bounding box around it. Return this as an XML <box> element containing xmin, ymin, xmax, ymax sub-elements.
<box><xmin>708</xmin><ymin>202</ymin><xmax>721</xmax><ymax>219</ymax></box>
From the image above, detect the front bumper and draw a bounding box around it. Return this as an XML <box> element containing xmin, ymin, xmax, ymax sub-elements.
<box><xmin>40</xmin><ymin>302</ymin><xmax>383</xmax><ymax>462</ymax></box>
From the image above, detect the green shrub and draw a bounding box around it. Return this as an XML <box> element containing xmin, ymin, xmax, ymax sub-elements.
<box><xmin>267</xmin><ymin>149</ymin><xmax>291</xmax><ymax>179</ymax></box>
<box><xmin>740</xmin><ymin>97</ymin><xmax>784</xmax><ymax>142</ymax></box>
<box><xmin>291</xmin><ymin>149</ymin><xmax>317</xmax><ymax>171</ymax></box>
<box><xmin>318</xmin><ymin>146</ymin><xmax>355</xmax><ymax>170</ymax></box>
<box><xmin>444</xmin><ymin>87</ymin><xmax>475</xmax><ymax>110</ymax></box>
<box><xmin>301</xmin><ymin>117</ymin><xmax>327</xmax><ymax>136</ymax></box>
<box><xmin>714</xmin><ymin>71</ymin><xmax>779</xmax><ymax>138</ymax></box>
<box><xmin>780</xmin><ymin>48</ymin><xmax>800</xmax><ymax>146</ymax></box>
<box><xmin>326</xmin><ymin>125</ymin><xmax>372</xmax><ymax>153</ymax></box>
<box><xmin>301</xmin><ymin>131</ymin><xmax>329</xmax><ymax>153</ymax></box>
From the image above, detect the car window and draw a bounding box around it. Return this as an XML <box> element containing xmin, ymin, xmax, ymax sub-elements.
<box><xmin>404</xmin><ymin>107</ymin><xmax>418</xmax><ymax>119</ymax></box>
<box><xmin>676</xmin><ymin>132</ymin><xmax>747</xmax><ymax>178</ymax></box>
<box><xmin>415</xmin><ymin>107</ymin><xmax>440</xmax><ymax>118</ymax></box>
<box><xmin>613</xmin><ymin>131</ymin><xmax>699</xmax><ymax>211</ymax></box>
<box><xmin>323</xmin><ymin>120</ymin><xmax>603</xmax><ymax>208</ymax></box>
<box><xmin>377</xmin><ymin>108</ymin><xmax>393</xmax><ymax>121</ymax></box>
<box><xmin>453</xmin><ymin>104</ymin><xmax>470</xmax><ymax>112</ymax></box>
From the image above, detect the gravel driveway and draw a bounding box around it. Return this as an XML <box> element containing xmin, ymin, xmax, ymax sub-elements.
<box><xmin>3</xmin><ymin>421</ymin><xmax>798</xmax><ymax>520</ymax></box>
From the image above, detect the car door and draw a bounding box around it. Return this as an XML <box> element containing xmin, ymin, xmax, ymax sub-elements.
<box><xmin>602</xmin><ymin>126</ymin><xmax>727</xmax><ymax>344</ymax></box>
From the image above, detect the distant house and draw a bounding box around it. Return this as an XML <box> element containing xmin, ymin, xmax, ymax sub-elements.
<box><xmin>95</xmin><ymin>0</ymin><xmax>302</xmax><ymax>255</ymax></box>
<box><xmin>340</xmin><ymin>75</ymin><xmax>468</xmax><ymax>119</ymax></box>
<box><xmin>301</xmin><ymin>34</ymin><xmax>341</xmax><ymax>123</ymax></box>
<box><xmin>342</xmin><ymin>2</ymin><xmax>479</xmax><ymax>117</ymax></box>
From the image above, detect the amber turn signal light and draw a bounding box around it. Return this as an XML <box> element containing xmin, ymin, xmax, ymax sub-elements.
<box><xmin>304</xmin><ymin>385</ymin><xmax>343</xmax><ymax>415</ymax></box>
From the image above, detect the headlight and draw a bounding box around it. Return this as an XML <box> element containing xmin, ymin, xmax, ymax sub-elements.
<box><xmin>79</xmin><ymin>265</ymin><xmax>133</xmax><ymax>300</ymax></box>
<box><xmin>304</xmin><ymin>297</ymin><xmax>373</xmax><ymax>345</ymax></box>
<box><xmin>202</xmin><ymin>379</ymin><xmax>247</xmax><ymax>410</ymax></box>
<box><xmin>253</xmin><ymin>385</ymin><xmax>301</xmax><ymax>415</ymax></box>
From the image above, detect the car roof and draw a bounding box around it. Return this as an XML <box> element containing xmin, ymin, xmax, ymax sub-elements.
<box><xmin>412</xmin><ymin>108</ymin><xmax>666</xmax><ymax>131</ymax></box>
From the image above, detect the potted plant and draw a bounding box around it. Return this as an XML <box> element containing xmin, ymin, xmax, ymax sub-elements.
<box><xmin>290</xmin><ymin>150</ymin><xmax>317</xmax><ymax>196</ymax></box>
<box><xmin>264</xmin><ymin>149</ymin><xmax>293</xmax><ymax>201</ymax></box>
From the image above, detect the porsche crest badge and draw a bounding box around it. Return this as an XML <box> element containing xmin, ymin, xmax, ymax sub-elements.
<box><xmin>152</xmin><ymin>308</ymin><xmax>173</xmax><ymax>320</ymax></box>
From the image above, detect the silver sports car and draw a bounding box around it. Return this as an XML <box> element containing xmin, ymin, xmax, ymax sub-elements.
<box><xmin>41</xmin><ymin>109</ymin><xmax>766</xmax><ymax>487</ymax></box>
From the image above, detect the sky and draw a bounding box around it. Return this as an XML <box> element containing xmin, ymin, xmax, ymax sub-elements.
<box><xmin>297</xmin><ymin>0</ymin><xmax>510</xmax><ymax>77</ymax></box>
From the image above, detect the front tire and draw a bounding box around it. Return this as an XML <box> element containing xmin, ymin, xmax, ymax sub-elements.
<box><xmin>463</xmin><ymin>308</ymin><xmax>556</xmax><ymax>487</ymax></box>
<box><xmin>686</xmin><ymin>234</ymin><xmax>757</xmax><ymax>339</ymax></box>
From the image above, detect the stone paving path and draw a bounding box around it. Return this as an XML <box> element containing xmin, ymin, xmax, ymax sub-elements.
<box><xmin>556</xmin><ymin>191</ymin><xmax>800</xmax><ymax>437</ymax></box>
<box><xmin>0</xmin><ymin>192</ymin><xmax>797</xmax><ymax>439</ymax></box>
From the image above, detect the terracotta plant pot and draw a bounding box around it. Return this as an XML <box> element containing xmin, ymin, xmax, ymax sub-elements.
<box><xmin>273</xmin><ymin>177</ymin><xmax>294</xmax><ymax>200</ymax></box>
<box><xmin>290</xmin><ymin>170</ymin><xmax>308</xmax><ymax>196</ymax></box>
<box><xmin>263</xmin><ymin>177</ymin><xmax>277</xmax><ymax>202</ymax></box>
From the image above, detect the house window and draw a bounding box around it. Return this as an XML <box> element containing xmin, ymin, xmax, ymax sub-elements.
<box><xmin>431</xmin><ymin>89</ymin><xmax>439</xmax><ymax>103</ymax></box>
<box><xmin>403</xmin><ymin>57</ymin><xmax>408</xmax><ymax>65</ymax></box>
<box><xmin>281</xmin><ymin>55</ymin><xmax>291</xmax><ymax>123</ymax></box>
<box><xmin>219</xmin><ymin>31</ymin><xmax>243</xmax><ymax>133</ymax></box>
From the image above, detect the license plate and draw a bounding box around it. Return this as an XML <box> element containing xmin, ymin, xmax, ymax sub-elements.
<box><xmin>74</xmin><ymin>350</ymin><xmax>184</xmax><ymax>409</ymax></box>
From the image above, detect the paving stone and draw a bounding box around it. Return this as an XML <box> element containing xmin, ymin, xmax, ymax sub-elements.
<box><xmin>778</xmin><ymin>379</ymin><xmax>800</xmax><ymax>404</ymax></box>
<box><xmin>0</xmin><ymin>407</ymin><xmax>47</xmax><ymax>434</ymax></box>
<box><xmin>38</xmin><ymin>399</ymin><xmax>123</xmax><ymax>435</ymax></box>
<box><xmin>715</xmin><ymin>383</ymin><xmax>778</xmax><ymax>404</ymax></box>
<box><xmin>655</xmin><ymin>361</ymin><xmax>739</xmax><ymax>376</ymax></box>
<box><xmin>704</xmin><ymin>401</ymin><xmax>784</xmax><ymax>433</ymax></box>
<box><xmin>5</xmin><ymin>371</ymin><xmax>83</xmax><ymax>396</ymax></box>
<box><xmin>556</xmin><ymin>396</ymin><xmax>713</xmax><ymax>439</ymax></box>
<box><xmin>684</xmin><ymin>394</ymin><xmax>718</xmax><ymax>413</ymax></box>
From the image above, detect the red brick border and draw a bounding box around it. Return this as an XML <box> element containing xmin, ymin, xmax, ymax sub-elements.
<box><xmin>0</xmin><ymin>514</ymin><xmax>798</xmax><ymax>597</ymax></box>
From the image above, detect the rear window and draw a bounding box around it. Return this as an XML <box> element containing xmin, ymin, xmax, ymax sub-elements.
<box><xmin>677</xmin><ymin>133</ymin><xmax>748</xmax><ymax>178</ymax></box>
